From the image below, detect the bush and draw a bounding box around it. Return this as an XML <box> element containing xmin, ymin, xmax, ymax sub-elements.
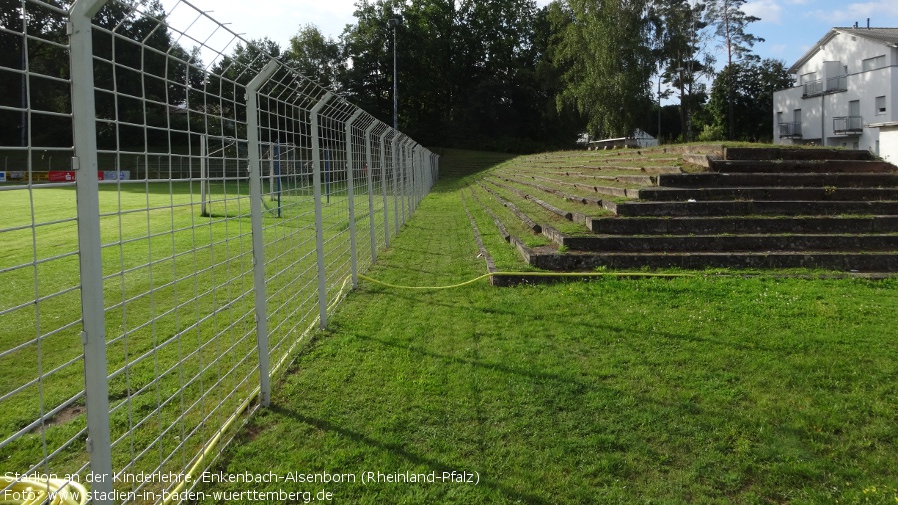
<box><xmin>697</xmin><ymin>124</ymin><xmax>726</xmax><ymax>142</ymax></box>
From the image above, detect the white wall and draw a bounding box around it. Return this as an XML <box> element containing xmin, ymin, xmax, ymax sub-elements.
<box><xmin>774</xmin><ymin>30</ymin><xmax>896</xmax><ymax>151</ymax></box>
<box><xmin>880</xmin><ymin>126</ymin><xmax>898</xmax><ymax>163</ymax></box>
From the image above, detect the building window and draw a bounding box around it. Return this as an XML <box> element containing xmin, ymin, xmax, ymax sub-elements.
<box><xmin>862</xmin><ymin>55</ymin><xmax>886</xmax><ymax>72</ymax></box>
<box><xmin>876</xmin><ymin>96</ymin><xmax>886</xmax><ymax>114</ymax></box>
<box><xmin>800</xmin><ymin>72</ymin><xmax>817</xmax><ymax>84</ymax></box>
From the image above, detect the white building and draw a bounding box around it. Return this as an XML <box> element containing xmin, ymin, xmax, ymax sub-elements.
<box><xmin>772</xmin><ymin>27</ymin><xmax>898</xmax><ymax>155</ymax></box>
<box><xmin>585</xmin><ymin>129</ymin><xmax>659</xmax><ymax>149</ymax></box>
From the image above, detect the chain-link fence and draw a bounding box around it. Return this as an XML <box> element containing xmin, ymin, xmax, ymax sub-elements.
<box><xmin>0</xmin><ymin>0</ymin><xmax>438</xmax><ymax>502</ymax></box>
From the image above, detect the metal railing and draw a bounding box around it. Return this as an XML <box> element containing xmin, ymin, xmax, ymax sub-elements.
<box><xmin>778</xmin><ymin>122</ymin><xmax>803</xmax><ymax>138</ymax></box>
<box><xmin>826</xmin><ymin>75</ymin><xmax>848</xmax><ymax>93</ymax></box>
<box><xmin>833</xmin><ymin>116</ymin><xmax>864</xmax><ymax>134</ymax></box>
<box><xmin>1</xmin><ymin>0</ymin><xmax>438</xmax><ymax>502</ymax></box>
<box><xmin>802</xmin><ymin>79</ymin><xmax>824</xmax><ymax>97</ymax></box>
<box><xmin>801</xmin><ymin>75</ymin><xmax>848</xmax><ymax>97</ymax></box>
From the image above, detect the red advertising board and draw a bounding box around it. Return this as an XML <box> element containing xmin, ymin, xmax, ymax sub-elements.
<box><xmin>48</xmin><ymin>171</ymin><xmax>76</xmax><ymax>182</ymax></box>
<box><xmin>48</xmin><ymin>171</ymin><xmax>107</xmax><ymax>182</ymax></box>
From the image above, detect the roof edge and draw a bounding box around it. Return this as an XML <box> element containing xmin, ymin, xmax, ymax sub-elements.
<box><xmin>787</xmin><ymin>29</ymin><xmax>839</xmax><ymax>74</ymax></box>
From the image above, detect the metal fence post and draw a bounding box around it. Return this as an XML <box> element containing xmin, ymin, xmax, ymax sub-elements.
<box><xmin>409</xmin><ymin>144</ymin><xmax>416</xmax><ymax>213</ymax></box>
<box><xmin>365</xmin><ymin>121</ymin><xmax>377</xmax><ymax>263</ymax></box>
<box><xmin>200</xmin><ymin>135</ymin><xmax>208</xmax><ymax>216</ymax></box>
<box><xmin>392</xmin><ymin>133</ymin><xmax>400</xmax><ymax>235</ymax></box>
<box><xmin>399</xmin><ymin>137</ymin><xmax>406</xmax><ymax>226</ymax></box>
<box><xmin>420</xmin><ymin>147</ymin><xmax>425</xmax><ymax>206</ymax></box>
<box><xmin>407</xmin><ymin>140</ymin><xmax>413</xmax><ymax>223</ymax></box>
<box><xmin>310</xmin><ymin>92</ymin><xmax>333</xmax><ymax>329</ymax></box>
<box><xmin>245</xmin><ymin>59</ymin><xmax>278</xmax><ymax>407</ymax></box>
<box><xmin>415</xmin><ymin>145</ymin><xmax>424</xmax><ymax>210</ymax></box>
<box><xmin>401</xmin><ymin>138</ymin><xmax>410</xmax><ymax>224</ymax></box>
<box><xmin>379</xmin><ymin>129</ymin><xmax>391</xmax><ymax>247</ymax></box>
<box><xmin>345</xmin><ymin>109</ymin><xmax>363</xmax><ymax>288</ymax></box>
<box><xmin>431</xmin><ymin>153</ymin><xmax>437</xmax><ymax>189</ymax></box>
<box><xmin>69</xmin><ymin>0</ymin><xmax>113</xmax><ymax>499</ymax></box>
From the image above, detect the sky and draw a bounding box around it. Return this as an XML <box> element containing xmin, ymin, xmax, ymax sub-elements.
<box><xmin>162</xmin><ymin>0</ymin><xmax>898</xmax><ymax>71</ymax></box>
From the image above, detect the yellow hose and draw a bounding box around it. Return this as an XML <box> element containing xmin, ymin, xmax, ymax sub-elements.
<box><xmin>357</xmin><ymin>271</ymin><xmax>694</xmax><ymax>290</ymax></box>
<box><xmin>0</xmin><ymin>477</ymin><xmax>87</xmax><ymax>505</ymax></box>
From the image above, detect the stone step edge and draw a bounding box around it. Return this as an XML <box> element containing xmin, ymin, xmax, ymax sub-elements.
<box><xmin>609</xmin><ymin>200</ymin><xmax>898</xmax><ymax>217</ymax></box>
<box><xmin>475</xmin><ymin>181</ymin><xmax>541</xmax><ymax>234</ymax></box>
<box><xmin>484</xmin><ymin>177</ymin><xmax>574</xmax><ymax>220</ymax></box>
<box><xmin>527</xmin><ymin>251</ymin><xmax>898</xmax><ymax>273</ymax></box>
<box><xmin>560</xmin><ymin>234</ymin><xmax>898</xmax><ymax>253</ymax></box>
<box><xmin>587</xmin><ymin>215</ymin><xmax>898</xmax><ymax>234</ymax></box>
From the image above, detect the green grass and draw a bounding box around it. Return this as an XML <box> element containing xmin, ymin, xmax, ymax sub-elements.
<box><xmin>0</xmin><ymin>177</ymin><xmax>396</xmax><ymax>486</ymax></box>
<box><xmin>203</xmin><ymin>149</ymin><xmax>898</xmax><ymax>504</ymax></box>
<box><xmin>468</xmin><ymin>183</ymin><xmax>551</xmax><ymax>249</ymax></box>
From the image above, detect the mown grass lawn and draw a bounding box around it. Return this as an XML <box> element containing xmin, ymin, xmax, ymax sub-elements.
<box><xmin>205</xmin><ymin>149</ymin><xmax>898</xmax><ymax>504</ymax></box>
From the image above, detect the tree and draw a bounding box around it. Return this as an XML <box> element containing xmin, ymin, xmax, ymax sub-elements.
<box><xmin>286</xmin><ymin>24</ymin><xmax>344</xmax><ymax>92</ymax></box>
<box><xmin>704</xmin><ymin>0</ymin><xmax>764</xmax><ymax>139</ymax></box>
<box><xmin>705</xmin><ymin>58</ymin><xmax>792</xmax><ymax>142</ymax></box>
<box><xmin>0</xmin><ymin>0</ymin><xmax>70</xmax><ymax>147</ymax></box>
<box><xmin>531</xmin><ymin>1</ymin><xmax>585</xmax><ymax>148</ymax></box>
<box><xmin>340</xmin><ymin>0</ymin><xmax>552</xmax><ymax>151</ymax></box>
<box><xmin>339</xmin><ymin>0</ymin><xmax>396</xmax><ymax>120</ymax></box>
<box><xmin>553</xmin><ymin>0</ymin><xmax>658</xmax><ymax>139</ymax></box>
<box><xmin>450</xmin><ymin>0</ymin><xmax>542</xmax><ymax>148</ymax></box>
<box><xmin>654</xmin><ymin>0</ymin><xmax>713</xmax><ymax>141</ymax></box>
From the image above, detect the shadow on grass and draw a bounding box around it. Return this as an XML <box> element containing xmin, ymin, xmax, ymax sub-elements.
<box><xmin>267</xmin><ymin>405</ymin><xmax>553</xmax><ymax>505</ymax></box>
<box><xmin>350</xmin><ymin>331</ymin><xmax>594</xmax><ymax>391</ymax></box>
<box><xmin>362</xmin><ymin>287</ymin><xmax>787</xmax><ymax>357</ymax></box>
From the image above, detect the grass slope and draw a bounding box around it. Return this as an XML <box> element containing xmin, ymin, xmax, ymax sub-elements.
<box><xmin>206</xmin><ymin>148</ymin><xmax>898</xmax><ymax>504</ymax></box>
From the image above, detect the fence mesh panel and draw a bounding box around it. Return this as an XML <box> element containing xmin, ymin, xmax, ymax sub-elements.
<box><xmin>1</xmin><ymin>0</ymin><xmax>437</xmax><ymax>502</ymax></box>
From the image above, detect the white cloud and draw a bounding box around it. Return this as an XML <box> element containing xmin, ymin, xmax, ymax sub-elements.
<box><xmin>807</xmin><ymin>0</ymin><xmax>898</xmax><ymax>23</ymax></box>
<box><xmin>744</xmin><ymin>0</ymin><xmax>784</xmax><ymax>23</ymax></box>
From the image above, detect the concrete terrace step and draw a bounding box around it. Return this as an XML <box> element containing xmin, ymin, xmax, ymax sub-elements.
<box><xmin>479</xmin><ymin>147</ymin><xmax>898</xmax><ymax>274</ymax></box>
<box><xmin>636</xmin><ymin>187</ymin><xmax>898</xmax><ymax>202</ymax></box>
<box><xmin>560</xmin><ymin>234</ymin><xmax>898</xmax><ymax>253</ymax></box>
<box><xmin>609</xmin><ymin>200</ymin><xmax>898</xmax><ymax>217</ymax></box>
<box><xmin>527</xmin><ymin>251</ymin><xmax>898</xmax><ymax>272</ymax></box>
<box><xmin>723</xmin><ymin>147</ymin><xmax>875</xmax><ymax>161</ymax></box>
<box><xmin>656</xmin><ymin>172</ymin><xmax>898</xmax><ymax>188</ymax></box>
<box><xmin>587</xmin><ymin>216</ymin><xmax>898</xmax><ymax>235</ymax></box>
<box><xmin>709</xmin><ymin>160</ymin><xmax>896</xmax><ymax>173</ymax></box>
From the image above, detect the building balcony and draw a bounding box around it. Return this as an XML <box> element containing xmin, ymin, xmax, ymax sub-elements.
<box><xmin>779</xmin><ymin>122</ymin><xmax>803</xmax><ymax>139</ymax></box>
<box><xmin>833</xmin><ymin>116</ymin><xmax>863</xmax><ymax>135</ymax></box>
<box><xmin>802</xmin><ymin>80</ymin><xmax>824</xmax><ymax>97</ymax></box>
<box><xmin>802</xmin><ymin>75</ymin><xmax>848</xmax><ymax>98</ymax></box>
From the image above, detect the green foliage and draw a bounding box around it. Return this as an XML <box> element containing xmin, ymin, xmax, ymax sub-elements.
<box><xmin>707</xmin><ymin>59</ymin><xmax>793</xmax><ymax>142</ymax></box>
<box><xmin>335</xmin><ymin>0</ymin><xmax>583</xmax><ymax>152</ymax></box>
<box><xmin>286</xmin><ymin>25</ymin><xmax>344</xmax><ymax>91</ymax></box>
<box><xmin>697</xmin><ymin>122</ymin><xmax>726</xmax><ymax>141</ymax></box>
<box><xmin>653</xmin><ymin>0</ymin><xmax>713</xmax><ymax>141</ymax></box>
<box><xmin>553</xmin><ymin>0</ymin><xmax>657</xmax><ymax>139</ymax></box>
<box><xmin>703</xmin><ymin>0</ymin><xmax>765</xmax><ymax>139</ymax></box>
<box><xmin>0</xmin><ymin>0</ymin><xmax>71</xmax><ymax>147</ymax></box>
<box><xmin>703</xmin><ymin>0</ymin><xmax>764</xmax><ymax>66</ymax></box>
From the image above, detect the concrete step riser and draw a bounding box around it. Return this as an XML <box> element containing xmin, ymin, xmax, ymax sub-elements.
<box><xmin>530</xmin><ymin>253</ymin><xmax>898</xmax><ymax>272</ymax></box>
<box><xmin>615</xmin><ymin>201</ymin><xmax>898</xmax><ymax>217</ymax></box>
<box><xmin>723</xmin><ymin>147</ymin><xmax>875</xmax><ymax>161</ymax></box>
<box><xmin>657</xmin><ymin>173</ymin><xmax>898</xmax><ymax>188</ymax></box>
<box><xmin>710</xmin><ymin>160</ymin><xmax>895</xmax><ymax>173</ymax></box>
<box><xmin>638</xmin><ymin>187</ymin><xmax>898</xmax><ymax>201</ymax></box>
<box><xmin>562</xmin><ymin>235</ymin><xmax>898</xmax><ymax>253</ymax></box>
<box><xmin>588</xmin><ymin>217</ymin><xmax>898</xmax><ymax>235</ymax></box>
